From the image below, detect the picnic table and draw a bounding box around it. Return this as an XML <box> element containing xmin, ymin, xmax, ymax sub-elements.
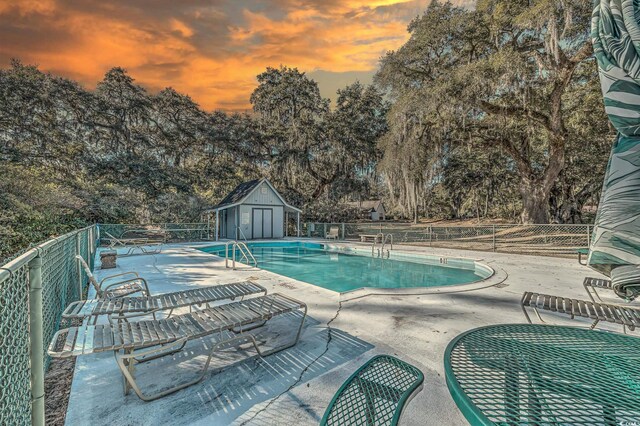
<box><xmin>445</xmin><ymin>324</ymin><xmax>640</xmax><ymax>425</ymax></box>
<box><xmin>360</xmin><ymin>234</ymin><xmax>381</xmax><ymax>243</ymax></box>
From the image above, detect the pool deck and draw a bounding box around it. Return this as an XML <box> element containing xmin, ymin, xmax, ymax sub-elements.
<box><xmin>64</xmin><ymin>240</ymin><xmax>612</xmax><ymax>425</ymax></box>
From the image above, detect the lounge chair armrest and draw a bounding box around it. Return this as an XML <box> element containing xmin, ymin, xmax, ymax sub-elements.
<box><xmin>103</xmin><ymin>277</ymin><xmax>150</xmax><ymax>296</ymax></box>
<box><xmin>108</xmin><ymin>307</ymin><xmax>162</xmax><ymax>324</ymax></box>
<box><xmin>99</xmin><ymin>271</ymin><xmax>140</xmax><ymax>286</ymax></box>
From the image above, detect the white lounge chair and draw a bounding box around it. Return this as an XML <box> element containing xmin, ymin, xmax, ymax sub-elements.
<box><xmin>102</xmin><ymin>231</ymin><xmax>163</xmax><ymax>256</ymax></box>
<box><xmin>326</xmin><ymin>226</ymin><xmax>340</xmax><ymax>240</ymax></box>
<box><xmin>521</xmin><ymin>291</ymin><xmax>640</xmax><ymax>332</ymax></box>
<box><xmin>48</xmin><ymin>294</ymin><xmax>307</xmax><ymax>401</ymax></box>
<box><xmin>63</xmin><ymin>280</ymin><xmax>267</xmax><ymax>321</ymax></box>
<box><xmin>77</xmin><ymin>255</ymin><xmax>150</xmax><ymax>299</ymax></box>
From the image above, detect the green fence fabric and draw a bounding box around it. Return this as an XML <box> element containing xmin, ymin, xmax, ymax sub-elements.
<box><xmin>0</xmin><ymin>226</ymin><xmax>97</xmax><ymax>425</ymax></box>
<box><xmin>589</xmin><ymin>0</ymin><xmax>640</xmax><ymax>282</ymax></box>
<box><xmin>0</xmin><ymin>263</ymin><xmax>32</xmax><ymax>425</ymax></box>
<box><xmin>40</xmin><ymin>232</ymin><xmax>89</xmax><ymax>370</ymax></box>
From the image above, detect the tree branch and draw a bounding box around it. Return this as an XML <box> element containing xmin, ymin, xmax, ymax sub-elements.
<box><xmin>479</xmin><ymin>101</ymin><xmax>552</xmax><ymax>131</ymax></box>
<box><xmin>569</xmin><ymin>40</ymin><xmax>594</xmax><ymax>64</ymax></box>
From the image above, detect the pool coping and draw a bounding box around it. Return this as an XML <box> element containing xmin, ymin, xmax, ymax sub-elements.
<box><xmin>193</xmin><ymin>239</ymin><xmax>507</xmax><ymax>298</ymax></box>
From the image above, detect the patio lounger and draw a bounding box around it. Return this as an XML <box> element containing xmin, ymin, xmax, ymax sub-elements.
<box><xmin>610</xmin><ymin>266</ymin><xmax>640</xmax><ymax>301</ymax></box>
<box><xmin>521</xmin><ymin>291</ymin><xmax>640</xmax><ymax>332</ymax></box>
<box><xmin>326</xmin><ymin>226</ymin><xmax>340</xmax><ymax>240</ymax></box>
<box><xmin>320</xmin><ymin>355</ymin><xmax>424</xmax><ymax>426</ymax></box>
<box><xmin>102</xmin><ymin>231</ymin><xmax>162</xmax><ymax>256</ymax></box>
<box><xmin>583</xmin><ymin>276</ymin><xmax>613</xmax><ymax>302</ymax></box>
<box><xmin>77</xmin><ymin>255</ymin><xmax>150</xmax><ymax>299</ymax></box>
<box><xmin>582</xmin><ymin>274</ymin><xmax>640</xmax><ymax>303</ymax></box>
<box><xmin>48</xmin><ymin>293</ymin><xmax>307</xmax><ymax>401</ymax></box>
<box><xmin>62</xmin><ymin>280</ymin><xmax>267</xmax><ymax>321</ymax></box>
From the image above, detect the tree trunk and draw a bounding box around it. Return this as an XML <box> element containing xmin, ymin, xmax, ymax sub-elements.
<box><xmin>519</xmin><ymin>179</ymin><xmax>550</xmax><ymax>223</ymax></box>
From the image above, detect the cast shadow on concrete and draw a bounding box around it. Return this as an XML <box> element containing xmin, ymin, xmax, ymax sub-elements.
<box><xmin>65</xmin><ymin>313</ymin><xmax>374</xmax><ymax>426</ymax></box>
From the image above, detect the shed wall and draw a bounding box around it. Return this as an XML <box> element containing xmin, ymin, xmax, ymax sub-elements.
<box><xmin>245</xmin><ymin>181</ymin><xmax>282</xmax><ymax>205</ymax></box>
<box><xmin>238</xmin><ymin>204</ymin><xmax>284</xmax><ymax>239</ymax></box>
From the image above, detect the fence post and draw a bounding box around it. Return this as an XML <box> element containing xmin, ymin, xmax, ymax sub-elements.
<box><xmin>75</xmin><ymin>232</ymin><xmax>83</xmax><ymax>300</ymax></box>
<box><xmin>28</xmin><ymin>255</ymin><xmax>45</xmax><ymax>426</ymax></box>
<box><xmin>88</xmin><ymin>228</ymin><xmax>94</xmax><ymax>266</ymax></box>
<box><xmin>492</xmin><ymin>225</ymin><xmax>496</xmax><ymax>252</ymax></box>
<box><xmin>586</xmin><ymin>225</ymin><xmax>591</xmax><ymax>247</ymax></box>
<box><xmin>429</xmin><ymin>226</ymin><xmax>432</xmax><ymax>246</ymax></box>
<box><xmin>86</xmin><ymin>229</ymin><xmax>92</xmax><ymax>271</ymax></box>
<box><xmin>341</xmin><ymin>223</ymin><xmax>345</xmax><ymax>240</ymax></box>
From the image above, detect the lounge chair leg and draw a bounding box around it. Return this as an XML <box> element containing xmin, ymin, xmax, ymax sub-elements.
<box><xmin>592</xmin><ymin>288</ymin><xmax>603</xmax><ymax>303</ymax></box>
<box><xmin>250</xmin><ymin>304</ymin><xmax>308</xmax><ymax>357</ymax></box>
<box><xmin>116</xmin><ymin>335</ymin><xmax>261</xmax><ymax>401</ymax></box>
<box><xmin>115</xmin><ymin>338</ymin><xmax>189</xmax><ymax>401</ymax></box>
<box><xmin>119</xmin><ymin>348</ymin><xmax>135</xmax><ymax>395</ymax></box>
<box><xmin>584</xmin><ymin>284</ymin><xmax>596</xmax><ymax>302</ymax></box>
<box><xmin>521</xmin><ymin>303</ymin><xmax>535</xmax><ymax>324</ymax></box>
<box><xmin>114</xmin><ymin>304</ymin><xmax>307</xmax><ymax>401</ymax></box>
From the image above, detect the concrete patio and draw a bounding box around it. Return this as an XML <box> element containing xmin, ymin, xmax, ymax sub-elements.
<box><xmin>63</xmin><ymin>242</ymin><xmax>611</xmax><ymax>425</ymax></box>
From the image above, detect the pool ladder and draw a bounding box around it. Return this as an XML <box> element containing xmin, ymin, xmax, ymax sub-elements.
<box><xmin>371</xmin><ymin>233</ymin><xmax>393</xmax><ymax>258</ymax></box>
<box><xmin>225</xmin><ymin>240</ymin><xmax>258</xmax><ymax>270</ymax></box>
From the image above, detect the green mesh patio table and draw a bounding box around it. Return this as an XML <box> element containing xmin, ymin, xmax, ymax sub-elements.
<box><xmin>445</xmin><ymin>324</ymin><xmax>640</xmax><ymax>425</ymax></box>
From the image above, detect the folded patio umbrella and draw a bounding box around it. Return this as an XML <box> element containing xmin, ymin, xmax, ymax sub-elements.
<box><xmin>589</xmin><ymin>0</ymin><xmax>640</xmax><ymax>297</ymax></box>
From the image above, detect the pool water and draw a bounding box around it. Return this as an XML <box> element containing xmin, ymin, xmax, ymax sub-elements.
<box><xmin>199</xmin><ymin>242</ymin><xmax>489</xmax><ymax>293</ymax></box>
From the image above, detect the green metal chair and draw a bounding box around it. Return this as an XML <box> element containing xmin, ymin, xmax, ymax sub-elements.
<box><xmin>320</xmin><ymin>355</ymin><xmax>424</xmax><ymax>426</ymax></box>
<box><xmin>576</xmin><ymin>248</ymin><xmax>589</xmax><ymax>265</ymax></box>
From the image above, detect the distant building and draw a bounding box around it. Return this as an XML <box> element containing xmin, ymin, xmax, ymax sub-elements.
<box><xmin>204</xmin><ymin>178</ymin><xmax>301</xmax><ymax>240</ymax></box>
<box><xmin>346</xmin><ymin>200</ymin><xmax>386</xmax><ymax>221</ymax></box>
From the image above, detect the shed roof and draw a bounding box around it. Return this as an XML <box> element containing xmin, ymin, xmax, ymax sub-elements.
<box><xmin>205</xmin><ymin>178</ymin><xmax>302</xmax><ymax>213</ymax></box>
<box><xmin>216</xmin><ymin>179</ymin><xmax>261</xmax><ymax>209</ymax></box>
<box><xmin>346</xmin><ymin>200</ymin><xmax>383</xmax><ymax>212</ymax></box>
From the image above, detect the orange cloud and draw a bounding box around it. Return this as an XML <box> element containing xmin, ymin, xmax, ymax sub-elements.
<box><xmin>0</xmin><ymin>0</ymin><xmax>475</xmax><ymax>111</ymax></box>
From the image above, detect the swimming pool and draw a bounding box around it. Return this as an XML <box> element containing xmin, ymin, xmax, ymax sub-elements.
<box><xmin>199</xmin><ymin>241</ymin><xmax>492</xmax><ymax>293</ymax></box>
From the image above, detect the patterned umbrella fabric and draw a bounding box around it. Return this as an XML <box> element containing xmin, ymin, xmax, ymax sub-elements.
<box><xmin>590</xmin><ymin>0</ymin><xmax>640</xmax><ymax>298</ymax></box>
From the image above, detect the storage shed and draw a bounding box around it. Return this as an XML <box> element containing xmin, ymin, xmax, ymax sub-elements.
<box><xmin>346</xmin><ymin>200</ymin><xmax>386</xmax><ymax>221</ymax></box>
<box><xmin>206</xmin><ymin>178</ymin><xmax>302</xmax><ymax>241</ymax></box>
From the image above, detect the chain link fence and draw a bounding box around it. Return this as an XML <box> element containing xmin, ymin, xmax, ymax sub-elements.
<box><xmin>304</xmin><ymin>222</ymin><xmax>592</xmax><ymax>257</ymax></box>
<box><xmin>99</xmin><ymin>223</ymin><xmax>211</xmax><ymax>244</ymax></box>
<box><xmin>0</xmin><ymin>225</ymin><xmax>98</xmax><ymax>426</ymax></box>
<box><xmin>95</xmin><ymin>221</ymin><xmax>590</xmax><ymax>257</ymax></box>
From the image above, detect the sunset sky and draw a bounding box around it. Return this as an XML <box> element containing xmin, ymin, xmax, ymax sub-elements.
<box><xmin>0</xmin><ymin>0</ymin><xmax>473</xmax><ymax>111</ymax></box>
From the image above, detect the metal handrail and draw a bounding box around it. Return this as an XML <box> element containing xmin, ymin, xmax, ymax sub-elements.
<box><xmin>224</xmin><ymin>241</ymin><xmax>235</xmax><ymax>269</ymax></box>
<box><xmin>382</xmin><ymin>234</ymin><xmax>393</xmax><ymax>252</ymax></box>
<box><xmin>224</xmin><ymin>240</ymin><xmax>258</xmax><ymax>270</ymax></box>
<box><xmin>236</xmin><ymin>242</ymin><xmax>258</xmax><ymax>268</ymax></box>
<box><xmin>371</xmin><ymin>233</ymin><xmax>384</xmax><ymax>257</ymax></box>
<box><xmin>372</xmin><ymin>233</ymin><xmax>393</xmax><ymax>258</ymax></box>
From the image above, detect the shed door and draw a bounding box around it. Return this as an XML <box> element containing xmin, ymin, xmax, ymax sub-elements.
<box><xmin>252</xmin><ymin>209</ymin><xmax>263</xmax><ymax>239</ymax></box>
<box><xmin>263</xmin><ymin>209</ymin><xmax>273</xmax><ymax>238</ymax></box>
<box><xmin>252</xmin><ymin>208</ymin><xmax>273</xmax><ymax>239</ymax></box>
